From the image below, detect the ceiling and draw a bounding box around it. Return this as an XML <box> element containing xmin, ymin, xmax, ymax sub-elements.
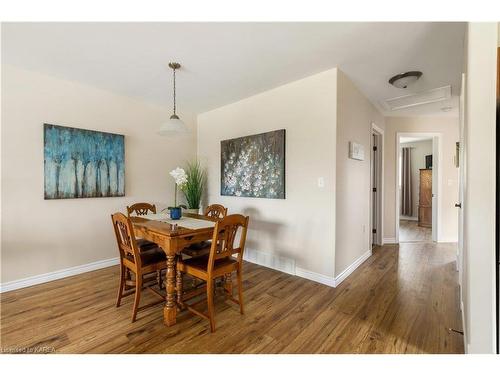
<box><xmin>1</xmin><ymin>22</ymin><xmax>466</xmax><ymax>117</ymax></box>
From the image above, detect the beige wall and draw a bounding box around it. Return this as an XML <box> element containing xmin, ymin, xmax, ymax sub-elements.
<box><xmin>383</xmin><ymin>117</ymin><xmax>459</xmax><ymax>242</ymax></box>
<box><xmin>461</xmin><ymin>22</ymin><xmax>497</xmax><ymax>354</ymax></box>
<box><xmin>400</xmin><ymin>139</ymin><xmax>433</xmax><ymax>219</ymax></box>
<box><xmin>197</xmin><ymin>69</ymin><xmax>337</xmax><ymax>278</ymax></box>
<box><xmin>1</xmin><ymin>65</ymin><xmax>197</xmax><ymax>283</ymax></box>
<box><xmin>335</xmin><ymin>70</ymin><xmax>385</xmax><ymax>276</ymax></box>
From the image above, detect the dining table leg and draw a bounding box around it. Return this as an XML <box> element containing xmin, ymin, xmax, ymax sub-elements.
<box><xmin>163</xmin><ymin>254</ymin><xmax>177</xmax><ymax>326</ymax></box>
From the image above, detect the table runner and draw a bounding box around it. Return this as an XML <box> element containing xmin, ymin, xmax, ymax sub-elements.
<box><xmin>135</xmin><ymin>213</ymin><xmax>215</xmax><ymax>230</ymax></box>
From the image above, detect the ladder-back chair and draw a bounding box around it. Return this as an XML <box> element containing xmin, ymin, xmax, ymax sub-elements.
<box><xmin>176</xmin><ymin>214</ymin><xmax>249</xmax><ymax>332</ymax></box>
<box><xmin>111</xmin><ymin>212</ymin><xmax>166</xmax><ymax>322</ymax></box>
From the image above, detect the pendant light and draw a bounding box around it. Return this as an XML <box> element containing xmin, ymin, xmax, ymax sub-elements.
<box><xmin>158</xmin><ymin>62</ymin><xmax>189</xmax><ymax>135</ymax></box>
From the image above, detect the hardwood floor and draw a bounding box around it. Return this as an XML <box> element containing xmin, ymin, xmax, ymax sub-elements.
<box><xmin>0</xmin><ymin>242</ymin><xmax>464</xmax><ymax>354</ymax></box>
<box><xmin>399</xmin><ymin>219</ymin><xmax>432</xmax><ymax>242</ymax></box>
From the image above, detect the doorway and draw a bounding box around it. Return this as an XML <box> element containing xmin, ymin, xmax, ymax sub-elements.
<box><xmin>370</xmin><ymin>123</ymin><xmax>384</xmax><ymax>247</ymax></box>
<box><xmin>396</xmin><ymin>132</ymin><xmax>442</xmax><ymax>243</ymax></box>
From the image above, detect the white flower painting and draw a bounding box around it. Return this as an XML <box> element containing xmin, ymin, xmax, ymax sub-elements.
<box><xmin>221</xmin><ymin>129</ymin><xmax>285</xmax><ymax>199</ymax></box>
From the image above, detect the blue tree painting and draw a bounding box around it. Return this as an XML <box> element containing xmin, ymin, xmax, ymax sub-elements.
<box><xmin>44</xmin><ymin>124</ymin><xmax>125</xmax><ymax>199</ymax></box>
<box><xmin>221</xmin><ymin>129</ymin><xmax>285</xmax><ymax>199</ymax></box>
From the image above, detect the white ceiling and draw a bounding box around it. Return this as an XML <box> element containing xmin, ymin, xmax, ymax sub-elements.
<box><xmin>1</xmin><ymin>22</ymin><xmax>465</xmax><ymax>116</ymax></box>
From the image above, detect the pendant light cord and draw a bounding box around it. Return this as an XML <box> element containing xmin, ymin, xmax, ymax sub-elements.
<box><xmin>173</xmin><ymin>67</ymin><xmax>177</xmax><ymax>116</ymax></box>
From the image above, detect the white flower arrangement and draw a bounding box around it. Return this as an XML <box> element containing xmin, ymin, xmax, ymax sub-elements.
<box><xmin>169</xmin><ymin>167</ymin><xmax>188</xmax><ymax>208</ymax></box>
<box><xmin>169</xmin><ymin>167</ymin><xmax>188</xmax><ymax>187</ymax></box>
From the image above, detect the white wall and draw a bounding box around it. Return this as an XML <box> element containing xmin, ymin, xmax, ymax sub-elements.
<box><xmin>335</xmin><ymin>70</ymin><xmax>385</xmax><ymax>277</ymax></box>
<box><xmin>383</xmin><ymin>117</ymin><xmax>459</xmax><ymax>243</ymax></box>
<box><xmin>400</xmin><ymin>139</ymin><xmax>433</xmax><ymax>219</ymax></box>
<box><xmin>1</xmin><ymin>65</ymin><xmax>197</xmax><ymax>283</ymax></box>
<box><xmin>461</xmin><ymin>22</ymin><xmax>497</xmax><ymax>354</ymax></box>
<box><xmin>197</xmin><ymin>69</ymin><xmax>338</xmax><ymax>279</ymax></box>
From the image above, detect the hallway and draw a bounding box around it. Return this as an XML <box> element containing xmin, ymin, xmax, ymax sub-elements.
<box><xmin>399</xmin><ymin>219</ymin><xmax>432</xmax><ymax>242</ymax></box>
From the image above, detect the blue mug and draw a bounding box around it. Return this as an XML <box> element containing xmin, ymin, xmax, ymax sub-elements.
<box><xmin>169</xmin><ymin>207</ymin><xmax>182</xmax><ymax>220</ymax></box>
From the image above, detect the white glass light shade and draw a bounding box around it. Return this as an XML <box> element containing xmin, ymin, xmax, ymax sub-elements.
<box><xmin>158</xmin><ymin>116</ymin><xmax>188</xmax><ymax>135</ymax></box>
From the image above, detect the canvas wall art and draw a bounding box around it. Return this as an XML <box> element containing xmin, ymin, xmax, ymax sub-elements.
<box><xmin>221</xmin><ymin>129</ymin><xmax>285</xmax><ymax>199</ymax></box>
<box><xmin>44</xmin><ymin>124</ymin><xmax>125</xmax><ymax>199</ymax></box>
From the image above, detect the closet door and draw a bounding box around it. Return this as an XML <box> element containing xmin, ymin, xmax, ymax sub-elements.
<box><xmin>418</xmin><ymin>169</ymin><xmax>432</xmax><ymax>227</ymax></box>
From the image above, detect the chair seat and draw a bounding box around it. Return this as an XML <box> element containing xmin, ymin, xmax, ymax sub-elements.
<box><xmin>187</xmin><ymin>240</ymin><xmax>212</xmax><ymax>250</ymax></box>
<box><xmin>137</xmin><ymin>238</ymin><xmax>157</xmax><ymax>251</ymax></box>
<box><xmin>182</xmin><ymin>241</ymin><xmax>211</xmax><ymax>258</ymax></box>
<box><xmin>178</xmin><ymin>254</ymin><xmax>237</xmax><ymax>276</ymax></box>
<box><xmin>126</xmin><ymin>247</ymin><xmax>166</xmax><ymax>267</ymax></box>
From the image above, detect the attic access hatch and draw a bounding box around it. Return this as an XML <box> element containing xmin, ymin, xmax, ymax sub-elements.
<box><xmin>382</xmin><ymin>85</ymin><xmax>451</xmax><ymax>111</ymax></box>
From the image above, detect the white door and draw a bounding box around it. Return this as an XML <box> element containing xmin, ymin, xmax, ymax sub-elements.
<box><xmin>372</xmin><ymin>133</ymin><xmax>377</xmax><ymax>246</ymax></box>
<box><xmin>458</xmin><ymin>74</ymin><xmax>466</xmax><ymax>287</ymax></box>
<box><xmin>431</xmin><ymin>136</ymin><xmax>439</xmax><ymax>242</ymax></box>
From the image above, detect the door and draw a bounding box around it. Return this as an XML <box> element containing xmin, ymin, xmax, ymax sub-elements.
<box><xmin>372</xmin><ymin>133</ymin><xmax>377</xmax><ymax>246</ymax></box>
<box><xmin>496</xmin><ymin>48</ymin><xmax>499</xmax><ymax>354</ymax></box>
<box><xmin>418</xmin><ymin>169</ymin><xmax>432</xmax><ymax>227</ymax></box>
<box><xmin>431</xmin><ymin>136</ymin><xmax>439</xmax><ymax>241</ymax></box>
<box><xmin>457</xmin><ymin>72</ymin><xmax>467</xmax><ymax>346</ymax></box>
<box><xmin>458</xmin><ymin>73</ymin><xmax>465</xmax><ymax>281</ymax></box>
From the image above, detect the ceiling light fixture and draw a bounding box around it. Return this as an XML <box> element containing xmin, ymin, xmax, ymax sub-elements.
<box><xmin>388</xmin><ymin>71</ymin><xmax>423</xmax><ymax>89</ymax></box>
<box><xmin>158</xmin><ymin>62</ymin><xmax>188</xmax><ymax>135</ymax></box>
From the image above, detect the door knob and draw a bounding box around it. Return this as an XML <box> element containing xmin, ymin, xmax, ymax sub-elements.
<box><xmin>455</xmin><ymin>203</ymin><xmax>462</xmax><ymax>208</ymax></box>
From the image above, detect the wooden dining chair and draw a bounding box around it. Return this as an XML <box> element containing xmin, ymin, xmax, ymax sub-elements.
<box><xmin>126</xmin><ymin>203</ymin><xmax>158</xmax><ymax>250</ymax></box>
<box><xmin>111</xmin><ymin>212</ymin><xmax>166</xmax><ymax>322</ymax></box>
<box><xmin>181</xmin><ymin>204</ymin><xmax>228</xmax><ymax>259</ymax></box>
<box><xmin>126</xmin><ymin>203</ymin><xmax>162</xmax><ymax>285</ymax></box>
<box><xmin>176</xmin><ymin>214</ymin><xmax>249</xmax><ymax>332</ymax></box>
<box><xmin>127</xmin><ymin>202</ymin><xmax>157</xmax><ymax>217</ymax></box>
<box><xmin>204</xmin><ymin>204</ymin><xmax>228</xmax><ymax>219</ymax></box>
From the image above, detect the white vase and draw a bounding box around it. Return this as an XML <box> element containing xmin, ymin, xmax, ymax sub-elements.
<box><xmin>183</xmin><ymin>208</ymin><xmax>200</xmax><ymax>215</ymax></box>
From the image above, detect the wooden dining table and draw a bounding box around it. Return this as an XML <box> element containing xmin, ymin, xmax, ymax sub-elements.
<box><xmin>130</xmin><ymin>213</ymin><xmax>217</xmax><ymax>326</ymax></box>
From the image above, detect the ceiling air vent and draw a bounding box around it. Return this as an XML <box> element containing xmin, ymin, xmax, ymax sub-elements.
<box><xmin>383</xmin><ymin>85</ymin><xmax>451</xmax><ymax>111</ymax></box>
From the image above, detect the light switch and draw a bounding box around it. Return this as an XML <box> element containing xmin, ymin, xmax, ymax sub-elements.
<box><xmin>317</xmin><ymin>177</ymin><xmax>325</xmax><ymax>188</ymax></box>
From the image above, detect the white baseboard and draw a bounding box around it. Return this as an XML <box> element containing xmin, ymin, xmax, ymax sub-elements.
<box><xmin>383</xmin><ymin>237</ymin><xmax>397</xmax><ymax>244</ymax></box>
<box><xmin>243</xmin><ymin>248</ymin><xmax>336</xmax><ymax>287</ymax></box>
<box><xmin>244</xmin><ymin>248</ymin><xmax>372</xmax><ymax>289</ymax></box>
<box><xmin>295</xmin><ymin>267</ymin><xmax>336</xmax><ymax>287</ymax></box>
<box><xmin>0</xmin><ymin>257</ymin><xmax>120</xmax><ymax>293</ymax></box>
<box><xmin>334</xmin><ymin>250</ymin><xmax>372</xmax><ymax>287</ymax></box>
<box><xmin>243</xmin><ymin>248</ymin><xmax>295</xmax><ymax>276</ymax></box>
<box><xmin>400</xmin><ymin>216</ymin><xmax>418</xmax><ymax>221</ymax></box>
<box><xmin>437</xmin><ymin>238</ymin><xmax>458</xmax><ymax>243</ymax></box>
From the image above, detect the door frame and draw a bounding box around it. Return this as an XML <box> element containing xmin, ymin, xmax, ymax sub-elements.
<box><xmin>458</xmin><ymin>72</ymin><xmax>467</xmax><ymax>350</ymax></box>
<box><xmin>395</xmin><ymin>132</ymin><xmax>443</xmax><ymax>243</ymax></box>
<box><xmin>371</xmin><ymin>123</ymin><xmax>384</xmax><ymax>246</ymax></box>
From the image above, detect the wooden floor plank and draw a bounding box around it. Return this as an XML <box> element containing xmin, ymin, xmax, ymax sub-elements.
<box><xmin>0</xmin><ymin>242</ymin><xmax>464</xmax><ymax>354</ymax></box>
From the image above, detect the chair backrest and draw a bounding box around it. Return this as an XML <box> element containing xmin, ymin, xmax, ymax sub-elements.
<box><xmin>127</xmin><ymin>202</ymin><xmax>156</xmax><ymax>217</ymax></box>
<box><xmin>204</xmin><ymin>204</ymin><xmax>228</xmax><ymax>220</ymax></box>
<box><xmin>111</xmin><ymin>212</ymin><xmax>141</xmax><ymax>266</ymax></box>
<box><xmin>208</xmin><ymin>214</ymin><xmax>249</xmax><ymax>271</ymax></box>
